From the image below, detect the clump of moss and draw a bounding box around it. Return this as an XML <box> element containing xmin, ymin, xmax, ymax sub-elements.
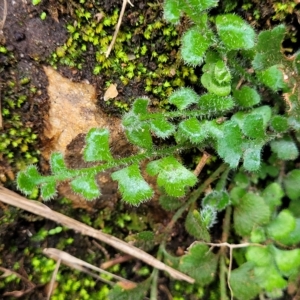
<box><xmin>0</xmin><ymin>47</ymin><xmax>40</xmax><ymax>179</ymax></box>
<box><xmin>49</xmin><ymin>1</ymin><xmax>198</xmax><ymax>112</ymax></box>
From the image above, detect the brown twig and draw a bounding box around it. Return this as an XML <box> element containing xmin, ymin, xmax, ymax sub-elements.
<box><xmin>0</xmin><ymin>186</ymin><xmax>194</xmax><ymax>284</ymax></box>
<box><xmin>0</xmin><ymin>266</ymin><xmax>36</xmax><ymax>297</ymax></box>
<box><xmin>101</xmin><ymin>254</ymin><xmax>133</xmax><ymax>270</ymax></box>
<box><xmin>92</xmin><ymin>240</ymin><xmax>110</xmax><ymax>260</ymax></box>
<box><xmin>193</xmin><ymin>151</ymin><xmax>211</xmax><ymax>177</ymax></box>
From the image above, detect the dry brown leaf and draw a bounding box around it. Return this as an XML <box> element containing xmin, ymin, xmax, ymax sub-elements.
<box><xmin>104</xmin><ymin>83</ymin><xmax>118</xmax><ymax>101</ymax></box>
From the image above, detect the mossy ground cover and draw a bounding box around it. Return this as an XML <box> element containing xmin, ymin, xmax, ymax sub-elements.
<box><xmin>1</xmin><ymin>0</ymin><xmax>300</xmax><ymax>299</ymax></box>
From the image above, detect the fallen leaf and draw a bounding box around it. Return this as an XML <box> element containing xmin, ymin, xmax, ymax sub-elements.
<box><xmin>104</xmin><ymin>83</ymin><xmax>118</xmax><ymax>101</ymax></box>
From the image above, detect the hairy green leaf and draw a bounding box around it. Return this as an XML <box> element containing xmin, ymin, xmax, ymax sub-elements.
<box><xmin>243</xmin><ymin>142</ymin><xmax>262</xmax><ymax>171</ymax></box>
<box><xmin>125</xmin><ymin>123</ymin><xmax>153</xmax><ymax>149</ymax></box>
<box><xmin>70</xmin><ymin>176</ymin><xmax>100</xmax><ymax>200</ymax></box>
<box><xmin>230</xmin><ymin>262</ymin><xmax>261</xmax><ymax>300</ymax></box>
<box><xmin>242</xmin><ymin>114</ymin><xmax>265</xmax><ymax>139</ymax></box>
<box><xmin>270</xmin><ymin>136</ymin><xmax>299</xmax><ymax>160</ymax></box>
<box><xmin>199</xmin><ymin>94</ymin><xmax>234</xmax><ymax>112</ymax></box>
<box><xmin>262</xmin><ymin>183</ymin><xmax>284</xmax><ymax>211</ymax></box>
<box><xmin>246</xmin><ymin>246</ymin><xmax>273</xmax><ymax>267</ymax></box>
<box><xmin>252</xmin><ymin>25</ymin><xmax>286</xmax><ymax>70</ymax></box>
<box><xmin>146</xmin><ymin>156</ymin><xmax>197</xmax><ymax>197</ymax></box>
<box><xmin>184</xmin><ymin>10</ymin><xmax>210</xmax><ymax>28</ymax></box>
<box><xmin>83</xmin><ymin>128</ymin><xmax>113</xmax><ymax>162</ymax></box>
<box><xmin>273</xmin><ymin>247</ymin><xmax>300</xmax><ymax>277</ymax></box>
<box><xmin>201</xmin><ymin>59</ymin><xmax>231</xmax><ymax>96</ymax></box>
<box><xmin>183</xmin><ymin>0</ymin><xmax>218</xmax><ymax>15</ymax></box>
<box><xmin>276</xmin><ymin>218</ymin><xmax>300</xmax><ymax>246</ymax></box>
<box><xmin>254</xmin><ymin>265</ymin><xmax>287</xmax><ymax>292</ymax></box>
<box><xmin>163</xmin><ymin>0</ymin><xmax>181</xmax><ymax>23</ymax></box>
<box><xmin>201</xmin><ymin>74</ymin><xmax>231</xmax><ymax>96</ymax></box>
<box><xmin>283</xmin><ymin>169</ymin><xmax>300</xmax><ymax>201</ymax></box>
<box><xmin>206</xmin><ymin>120</ymin><xmax>224</xmax><ymax>139</ymax></box>
<box><xmin>250</xmin><ymin>227</ymin><xmax>266</xmax><ymax>243</ymax></box>
<box><xmin>257</xmin><ymin>65</ymin><xmax>286</xmax><ymax>91</ymax></box>
<box><xmin>50</xmin><ymin>152</ymin><xmax>67</xmax><ymax>173</ymax></box>
<box><xmin>40</xmin><ymin>180</ymin><xmax>57</xmax><ymax>201</ymax></box>
<box><xmin>234</xmin><ymin>192</ymin><xmax>270</xmax><ymax>236</ymax></box>
<box><xmin>230</xmin><ymin>186</ymin><xmax>247</xmax><ymax>205</ymax></box>
<box><xmin>168</xmin><ymin>87</ymin><xmax>200</xmax><ymax>110</ymax></box>
<box><xmin>214</xmin><ymin>60</ymin><xmax>231</xmax><ymax>83</ymax></box>
<box><xmin>185</xmin><ymin>209</ymin><xmax>211</xmax><ymax>241</ymax></box>
<box><xmin>179</xmin><ymin>243</ymin><xmax>218</xmax><ymax>285</ymax></box>
<box><xmin>112</xmin><ymin>164</ymin><xmax>153</xmax><ymax>206</ymax></box>
<box><xmin>159</xmin><ymin>195</ymin><xmax>183</xmax><ymax>211</ymax></box>
<box><xmin>150</xmin><ymin>117</ymin><xmax>175</xmax><ymax>138</ymax></box>
<box><xmin>17</xmin><ymin>166</ymin><xmax>42</xmax><ymax>196</ymax></box>
<box><xmin>217</xmin><ymin>121</ymin><xmax>243</xmax><ymax>168</ymax></box>
<box><xmin>181</xmin><ymin>26</ymin><xmax>213</xmax><ymax>66</ymax></box>
<box><xmin>270</xmin><ymin>115</ymin><xmax>289</xmax><ymax>132</ymax></box>
<box><xmin>232</xmin><ymin>106</ymin><xmax>271</xmax><ymax>130</ymax></box>
<box><xmin>267</xmin><ymin>210</ymin><xmax>296</xmax><ymax>241</ymax></box>
<box><xmin>200</xmin><ymin>206</ymin><xmax>218</xmax><ymax>228</ymax></box>
<box><xmin>178</xmin><ymin>118</ymin><xmax>208</xmax><ymax>143</ymax></box>
<box><xmin>233</xmin><ymin>172</ymin><xmax>250</xmax><ymax>188</ymax></box>
<box><xmin>202</xmin><ymin>190</ymin><xmax>230</xmax><ymax>211</ymax></box>
<box><xmin>132</xmin><ymin>98</ymin><xmax>149</xmax><ymax>115</ymax></box>
<box><xmin>233</xmin><ymin>86</ymin><xmax>261</xmax><ymax>108</ymax></box>
<box><xmin>216</xmin><ymin>14</ymin><xmax>255</xmax><ymax>50</ymax></box>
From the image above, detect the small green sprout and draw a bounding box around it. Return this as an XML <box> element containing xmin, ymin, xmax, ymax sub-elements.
<box><xmin>0</xmin><ymin>46</ymin><xmax>8</xmax><ymax>53</ymax></box>
<box><xmin>32</xmin><ymin>0</ymin><xmax>41</xmax><ymax>5</ymax></box>
<box><xmin>40</xmin><ymin>12</ymin><xmax>47</xmax><ymax>20</ymax></box>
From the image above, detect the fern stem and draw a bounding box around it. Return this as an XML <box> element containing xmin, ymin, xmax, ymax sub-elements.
<box><xmin>220</xmin><ymin>206</ymin><xmax>233</xmax><ymax>300</ymax></box>
<box><xmin>220</xmin><ymin>255</ymin><xmax>229</xmax><ymax>300</ymax></box>
<box><xmin>150</xmin><ymin>245</ymin><xmax>163</xmax><ymax>300</ymax></box>
<box><xmin>42</xmin><ymin>144</ymin><xmax>186</xmax><ymax>183</ymax></box>
<box><xmin>139</xmin><ymin>109</ymin><xmax>216</xmax><ymax>121</ymax></box>
<box><xmin>215</xmin><ymin>168</ymin><xmax>230</xmax><ymax>191</ymax></box>
<box><xmin>150</xmin><ymin>268</ymin><xmax>159</xmax><ymax>300</ymax></box>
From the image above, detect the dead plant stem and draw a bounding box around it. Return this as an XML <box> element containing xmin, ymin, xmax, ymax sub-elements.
<box><xmin>105</xmin><ymin>0</ymin><xmax>133</xmax><ymax>58</ymax></box>
<box><xmin>0</xmin><ymin>186</ymin><xmax>194</xmax><ymax>283</ymax></box>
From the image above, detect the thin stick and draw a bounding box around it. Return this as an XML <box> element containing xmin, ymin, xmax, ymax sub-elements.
<box><xmin>44</xmin><ymin>248</ymin><xmax>130</xmax><ymax>285</ymax></box>
<box><xmin>193</xmin><ymin>151</ymin><xmax>211</xmax><ymax>177</ymax></box>
<box><xmin>101</xmin><ymin>254</ymin><xmax>133</xmax><ymax>269</ymax></box>
<box><xmin>92</xmin><ymin>240</ymin><xmax>110</xmax><ymax>260</ymax></box>
<box><xmin>105</xmin><ymin>0</ymin><xmax>133</xmax><ymax>58</ymax></box>
<box><xmin>0</xmin><ymin>186</ymin><xmax>194</xmax><ymax>284</ymax></box>
<box><xmin>47</xmin><ymin>258</ymin><xmax>61</xmax><ymax>300</ymax></box>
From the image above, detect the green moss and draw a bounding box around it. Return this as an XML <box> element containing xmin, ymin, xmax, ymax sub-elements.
<box><xmin>48</xmin><ymin>2</ymin><xmax>199</xmax><ymax>111</ymax></box>
<box><xmin>0</xmin><ymin>49</ymin><xmax>40</xmax><ymax>176</ymax></box>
